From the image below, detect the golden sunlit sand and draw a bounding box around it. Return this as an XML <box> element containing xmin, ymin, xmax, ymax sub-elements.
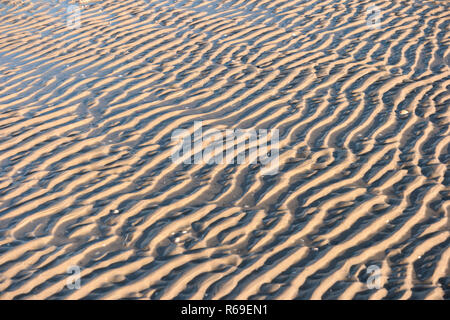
<box><xmin>0</xmin><ymin>0</ymin><xmax>448</xmax><ymax>300</ymax></box>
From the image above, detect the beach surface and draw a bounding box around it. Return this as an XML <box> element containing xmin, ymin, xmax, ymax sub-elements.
<box><xmin>0</xmin><ymin>0</ymin><xmax>449</xmax><ymax>299</ymax></box>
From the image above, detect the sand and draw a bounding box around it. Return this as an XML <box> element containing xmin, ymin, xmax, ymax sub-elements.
<box><xmin>0</xmin><ymin>0</ymin><xmax>448</xmax><ymax>300</ymax></box>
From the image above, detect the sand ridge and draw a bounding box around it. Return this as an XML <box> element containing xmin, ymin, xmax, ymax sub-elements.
<box><xmin>0</xmin><ymin>0</ymin><xmax>449</xmax><ymax>299</ymax></box>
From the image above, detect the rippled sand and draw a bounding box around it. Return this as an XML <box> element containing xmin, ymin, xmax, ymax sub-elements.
<box><xmin>0</xmin><ymin>0</ymin><xmax>449</xmax><ymax>300</ymax></box>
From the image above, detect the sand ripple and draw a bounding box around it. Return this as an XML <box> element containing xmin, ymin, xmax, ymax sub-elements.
<box><xmin>0</xmin><ymin>0</ymin><xmax>449</xmax><ymax>299</ymax></box>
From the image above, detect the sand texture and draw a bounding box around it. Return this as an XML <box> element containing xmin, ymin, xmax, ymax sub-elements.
<box><xmin>0</xmin><ymin>0</ymin><xmax>449</xmax><ymax>299</ymax></box>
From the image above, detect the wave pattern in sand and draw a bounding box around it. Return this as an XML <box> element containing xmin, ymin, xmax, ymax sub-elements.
<box><xmin>0</xmin><ymin>0</ymin><xmax>449</xmax><ymax>299</ymax></box>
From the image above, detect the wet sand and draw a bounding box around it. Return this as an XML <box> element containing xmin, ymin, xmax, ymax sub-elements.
<box><xmin>0</xmin><ymin>0</ymin><xmax>449</xmax><ymax>299</ymax></box>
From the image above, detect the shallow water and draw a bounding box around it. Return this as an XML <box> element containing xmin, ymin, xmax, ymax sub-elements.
<box><xmin>0</xmin><ymin>0</ymin><xmax>448</xmax><ymax>299</ymax></box>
